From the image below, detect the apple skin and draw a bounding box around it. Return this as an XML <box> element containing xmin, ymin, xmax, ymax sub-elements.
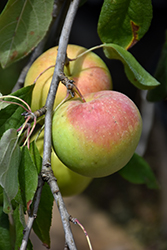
<box><xmin>33</xmin><ymin>131</ymin><xmax>92</xmax><ymax>197</ymax></box>
<box><xmin>24</xmin><ymin>44</ymin><xmax>112</xmax><ymax>112</ymax></box>
<box><xmin>52</xmin><ymin>90</ymin><xmax>142</xmax><ymax>178</ymax></box>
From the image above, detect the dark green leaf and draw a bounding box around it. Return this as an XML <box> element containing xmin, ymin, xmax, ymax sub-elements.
<box><xmin>13</xmin><ymin>205</ymin><xmax>33</xmax><ymax>250</ymax></box>
<box><xmin>147</xmin><ymin>36</ymin><xmax>167</xmax><ymax>101</ymax></box>
<box><xmin>0</xmin><ymin>129</ymin><xmax>21</xmax><ymax>203</ymax></box>
<box><xmin>29</xmin><ymin>141</ymin><xmax>42</xmax><ymax>174</ymax></box>
<box><xmin>19</xmin><ymin>146</ymin><xmax>38</xmax><ymax>208</ymax></box>
<box><xmin>98</xmin><ymin>0</ymin><xmax>152</xmax><ymax>49</ymax></box>
<box><xmin>0</xmin><ymin>0</ymin><xmax>54</xmax><ymax>68</ymax></box>
<box><xmin>33</xmin><ymin>183</ymin><xmax>54</xmax><ymax>248</ymax></box>
<box><xmin>0</xmin><ymin>185</ymin><xmax>3</xmax><ymax>206</ymax></box>
<box><xmin>0</xmin><ymin>206</ymin><xmax>12</xmax><ymax>250</ymax></box>
<box><xmin>100</xmin><ymin>43</ymin><xmax>160</xmax><ymax>89</ymax></box>
<box><xmin>0</xmin><ymin>93</ymin><xmax>9</xmax><ymax>110</ymax></box>
<box><xmin>3</xmin><ymin>190</ymin><xmax>13</xmax><ymax>214</ymax></box>
<box><xmin>0</xmin><ymin>85</ymin><xmax>34</xmax><ymax>138</ymax></box>
<box><xmin>119</xmin><ymin>153</ymin><xmax>159</xmax><ymax>189</ymax></box>
<box><xmin>79</xmin><ymin>0</ymin><xmax>87</xmax><ymax>6</ymax></box>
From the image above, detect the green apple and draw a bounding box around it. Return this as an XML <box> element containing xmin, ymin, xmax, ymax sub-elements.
<box><xmin>52</xmin><ymin>90</ymin><xmax>142</xmax><ymax>178</ymax></box>
<box><xmin>33</xmin><ymin>131</ymin><xmax>92</xmax><ymax>197</ymax></box>
<box><xmin>24</xmin><ymin>44</ymin><xmax>112</xmax><ymax>112</ymax></box>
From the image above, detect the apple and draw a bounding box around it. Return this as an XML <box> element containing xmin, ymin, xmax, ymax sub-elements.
<box><xmin>52</xmin><ymin>90</ymin><xmax>142</xmax><ymax>178</ymax></box>
<box><xmin>33</xmin><ymin>131</ymin><xmax>92</xmax><ymax>197</ymax></box>
<box><xmin>24</xmin><ymin>44</ymin><xmax>112</xmax><ymax>112</ymax></box>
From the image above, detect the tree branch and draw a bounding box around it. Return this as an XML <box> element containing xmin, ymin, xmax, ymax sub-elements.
<box><xmin>41</xmin><ymin>0</ymin><xmax>81</xmax><ymax>248</ymax></box>
<box><xmin>20</xmin><ymin>0</ymin><xmax>80</xmax><ymax>249</ymax></box>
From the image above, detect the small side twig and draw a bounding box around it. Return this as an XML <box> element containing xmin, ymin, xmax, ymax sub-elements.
<box><xmin>20</xmin><ymin>175</ymin><xmax>44</xmax><ymax>250</ymax></box>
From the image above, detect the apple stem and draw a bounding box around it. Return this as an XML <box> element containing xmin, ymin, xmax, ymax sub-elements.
<box><xmin>72</xmin><ymin>84</ymin><xmax>86</xmax><ymax>103</ymax></box>
<box><xmin>70</xmin><ymin>217</ymin><xmax>93</xmax><ymax>250</ymax></box>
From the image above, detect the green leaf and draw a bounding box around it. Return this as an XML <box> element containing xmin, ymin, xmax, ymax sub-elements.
<box><xmin>98</xmin><ymin>0</ymin><xmax>153</xmax><ymax>49</ymax></box>
<box><xmin>99</xmin><ymin>43</ymin><xmax>160</xmax><ymax>89</ymax></box>
<box><xmin>147</xmin><ymin>36</ymin><xmax>167</xmax><ymax>101</ymax></box>
<box><xmin>33</xmin><ymin>182</ymin><xmax>54</xmax><ymax>248</ymax></box>
<box><xmin>2</xmin><ymin>190</ymin><xmax>13</xmax><ymax>214</ymax></box>
<box><xmin>13</xmin><ymin>205</ymin><xmax>33</xmax><ymax>250</ymax></box>
<box><xmin>18</xmin><ymin>146</ymin><xmax>38</xmax><ymax>209</ymax></box>
<box><xmin>0</xmin><ymin>85</ymin><xmax>34</xmax><ymax>138</ymax></box>
<box><xmin>119</xmin><ymin>153</ymin><xmax>159</xmax><ymax>189</ymax></box>
<box><xmin>29</xmin><ymin>141</ymin><xmax>42</xmax><ymax>174</ymax></box>
<box><xmin>0</xmin><ymin>0</ymin><xmax>54</xmax><ymax>68</ymax></box>
<box><xmin>0</xmin><ymin>185</ymin><xmax>3</xmax><ymax>206</ymax></box>
<box><xmin>0</xmin><ymin>206</ymin><xmax>12</xmax><ymax>250</ymax></box>
<box><xmin>0</xmin><ymin>93</ymin><xmax>9</xmax><ymax>110</ymax></box>
<box><xmin>0</xmin><ymin>129</ymin><xmax>21</xmax><ymax>203</ymax></box>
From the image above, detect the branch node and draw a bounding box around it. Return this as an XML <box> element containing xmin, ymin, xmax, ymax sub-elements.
<box><xmin>33</xmin><ymin>213</ymin><xmax>37</xmax><ymax>219</ymax></box>
<box><xmin>21</xmin><ymin>106</ymin><xmax>47</xmax><ymax>123</ymax></box>
<box><xmin>41</xmin><ymin>166</ymin><xmax>57</xmax><ymax>184</ymax></box>
<box><xmin>59</xmin><ymin>72</ymin><xmax>86</xmax><ymax>103</ymax></box>
<box><xmin>64</xmin><ymin>242</ymin><xmax>70</xmax><ymax>250</ymax></box>
<box><xmin>59</xmin><ymin>72</ymin><xmax>75</xmax><ymax>97</ymax></box>
<box><xmin>69</xmin><ymin>215</ymin><xmax>77</xmax><ymax>224</ymax></box>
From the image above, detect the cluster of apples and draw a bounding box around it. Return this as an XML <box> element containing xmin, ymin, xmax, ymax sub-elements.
<box><xmin>25</xmin><ymin>45</ymin><xmax>142</xmax><ymax>196</ymax></box>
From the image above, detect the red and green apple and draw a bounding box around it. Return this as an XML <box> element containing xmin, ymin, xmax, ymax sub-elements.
<box><xmin>52</xmin><ymin>90</ymin><xmax>142</xmax><ymax>178</ymax></box>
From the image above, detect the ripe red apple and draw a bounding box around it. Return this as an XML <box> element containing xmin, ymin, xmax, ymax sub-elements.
<box><xmin>52</xmin><ymin>90</ymin><xmax>142</xmax><ymax>178</ymax></box>
<box><xmin>32</xmin><ymin>131</ymin><xmax>92</xmax><ymax>197</ymax></box>
<box><xmin>24</xmin><ymin>44</ymin><xmax>112</xmax><ymax>112</ymax></box>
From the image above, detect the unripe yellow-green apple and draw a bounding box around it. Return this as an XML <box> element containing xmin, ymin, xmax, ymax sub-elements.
<box><xmin>52</xmin><ymin>90</ymin><xmax>142</xmax><ymax>178</ymax></box>
<box><xmin>33</xmin><ymin>131</ymin><xmax>92</xmax><ymax>197</ymax></box>
<box><xmin>24</xmin><ymin>44</ymin><xmax>112</xmax><ymax>112</ymax></box>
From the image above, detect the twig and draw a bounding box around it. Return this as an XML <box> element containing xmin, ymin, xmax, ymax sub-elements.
<box><xmin>20</xmin><ymin>175</ymin><xmax>44</xmax><ymax>250</ymax></box>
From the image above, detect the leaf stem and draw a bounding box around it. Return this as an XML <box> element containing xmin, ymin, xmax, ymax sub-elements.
<box><xmin>70</xmin><ymin>217</ymin><xmax>93</xmax><ymax>250</ymax></box>
<box><xmin>0</xmin><ymin>95</ymin><xmax>31</xmax><ymax>112</ymax></box>
<box><xmin>70</xmin><ymin>44</ymin><xmax>105</xmax><ymax>61</ymax></box>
